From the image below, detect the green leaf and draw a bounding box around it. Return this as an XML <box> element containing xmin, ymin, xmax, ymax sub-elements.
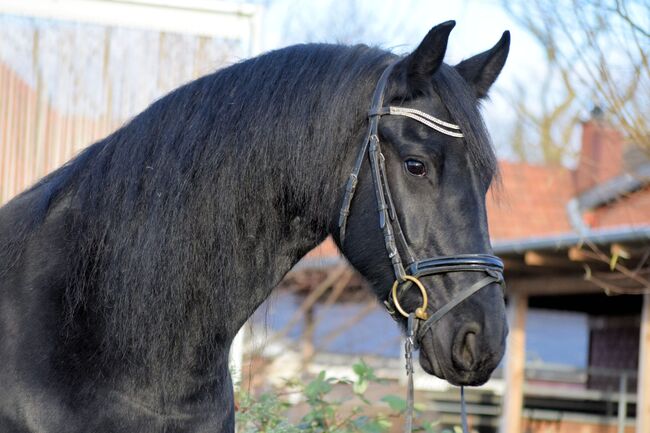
<box><xmin>359</xmin><ymin>419</ymin><xmax>390</xmax><ymax>433</ymax></box>
<box><xmin>353</xmin><ymin>378</ymin><xmax>368</xmax><ymax>395</ymax></box>
<box><xmin>610</xmin><ymin>252</ymin><xmax>619</xmax><ymax>270</ymax></box>
<box><xmin>380</xmin><ymin>395</ymin><xmax>407</xmax><ymax>413</ymax></box>
<box><xmin>377</xmin><ymin>419</ymin><xmax>392</xmax><ymax>429</ymax></box>
<box><xmin>353</xmin><ymin>360</ymin><xmax>370</xmax><ymax>376</ymax></box>
<box><xmin>419</xmin><ymin>420</ymin><xmax>441</xmax><ymax>433</ymax></box>
<box><xmin>305</xmin><ymin>371</ymin><xmax>332</xmax><ymax>401</ymax></box>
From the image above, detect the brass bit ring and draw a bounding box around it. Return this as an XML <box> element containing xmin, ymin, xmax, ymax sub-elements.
<box><xmin>391</xmin><ymin>275</ymin><xmax>429</xmax><ymax>320</ymax></box>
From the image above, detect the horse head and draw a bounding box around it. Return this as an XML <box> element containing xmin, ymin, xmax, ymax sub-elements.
<box><xmin>336</xmin><ymin>21</ymin><xmax>510</xmax><ymax>386</ymax></box>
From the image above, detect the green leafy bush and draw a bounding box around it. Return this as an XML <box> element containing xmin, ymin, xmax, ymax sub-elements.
<box><xmin>235</xmin><ymin>360</ymin><xmax>443</xmax><ymax>433</ymax></box>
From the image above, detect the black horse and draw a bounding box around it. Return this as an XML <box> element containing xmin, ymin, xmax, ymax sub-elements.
<box><xmin>0</xmin><ymin>21</ymin><xmax>509</xmax><ymax>433</ymax></box>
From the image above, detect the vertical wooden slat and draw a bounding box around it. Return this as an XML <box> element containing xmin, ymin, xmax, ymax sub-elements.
<box><xmin>499</xmin><ymin>292</ymin><xmax>528</xmax><ymax>433</ymax></box>
<box><xmin>0</xmin><ymin>65</ymin><xmax>9</xmax><ymax>202</ymax></box>
<box><xmin>72</xmin><ymin>110</ymin><xmax>80</xmax><ymax>156</ymax></box>
<box><xmin>32</xmin><ymin>26</ymin><xmax>47</xmax><ymax>184</ymax></box>
<box><xmin>44</xmin><ymin>106</ymin><xmax>54</xmax><ymax>174</ymax></box>
<box><xmin>23</xmin><ymin>77</ymin><xmax>35</xmax><ymax>186</ymax></box>
<box><xmin>102</xmin><ymin>26</ymin><xmax>112</xmax><ymax>141</ymax></box>
<box><xmin>33</xmin><ymin>73</ymin><xmax>47</xmax><ymax>181</ymax></box>
<box><xmin>5</xmin><ymin>67</ymin><xmax>16</xmax><ymax>200</ymax></box>
<box><xmin>15</xmin><ymin>82</ymin><xmax>26</xmax><ymax>192</ymax></box>
<box><xmin>61</xmin><ymin>110</ymin><xmax>70</xmax><ymax>168</ymax></box>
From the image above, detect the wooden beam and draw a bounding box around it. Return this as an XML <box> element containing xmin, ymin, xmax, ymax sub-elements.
<box><xmin>524</xmin><ymin>251</ymin><xmax>579</xmax><ymax>269</ymax></box>
<box><xmin>524</xmin><ymin>251</ymin><xmax>551</xmax><ymax>266</ymax></box>
<box><xmin>502</xmin><ymin>258</ymin><xmax>528</xmax><ymax>272</ymax></box>
<box><xmin>506</xmin><ymin>276</ymin><xmax>604</xmax><ymax>296</ymax></box>
<box><xmin>637</xmin><ymin>293</ymin><xmax>650</xmax><ymax>433</ymax></box>
<box><xmin>568</xmin><ymin>246</ymin><xmax>593</xmax><ymax>262</ymax></box>
<box><xmin>499</xmin><ymin>293</ymin><xmax>528</xmax><ymax>433</ymax></box>
<box><xmin>301</xmin><ymin>306</ymin><xmax>315</xmax><ymax>366</ymax></box>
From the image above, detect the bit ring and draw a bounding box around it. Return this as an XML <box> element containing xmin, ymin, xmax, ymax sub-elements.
<box><xmin>391</xmin><ymin>275</ymin><xmax>429</xmax><ymax>320</ymax></box>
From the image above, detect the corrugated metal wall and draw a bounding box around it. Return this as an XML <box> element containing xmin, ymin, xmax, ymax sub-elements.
<box><xmin>0</xmin><ymin>15</ymin><xmax>244</xmax><ymax>204</ymax></box>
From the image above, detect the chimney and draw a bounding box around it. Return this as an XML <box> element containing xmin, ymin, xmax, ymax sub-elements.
<box><xmin>575</xmin><ymin>107</ymin><xmax>624</xmax><ymax>193</ymax></box>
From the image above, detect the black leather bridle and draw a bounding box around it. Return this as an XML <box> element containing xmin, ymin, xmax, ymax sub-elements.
<box><xmin>337</xmin><ymin>62</ymin><xmax>505</xmax><ymax>341</ymax></box>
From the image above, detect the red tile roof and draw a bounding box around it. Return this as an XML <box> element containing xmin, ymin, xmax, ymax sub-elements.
<box><xmin>487</xmin><ymin>161</ymin><xmax>575</xmax><ymax>240</ymax></box>
<box><xmin>592</xmin><ymin>185</ymin><xmax>650</xmax><ymax>228</ymax></box>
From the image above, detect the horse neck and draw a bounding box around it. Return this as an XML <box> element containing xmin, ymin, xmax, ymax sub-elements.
<box><xmin>62</xmin><ymin>65</ymin><xmax>373</xmax><ymax>397</ymax></box>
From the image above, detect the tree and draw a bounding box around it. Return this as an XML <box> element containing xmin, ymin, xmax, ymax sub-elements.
<box><xmin>503</xmin><ymin>0</ymin><xmax>649</xmax><ymax>164</ymax></box>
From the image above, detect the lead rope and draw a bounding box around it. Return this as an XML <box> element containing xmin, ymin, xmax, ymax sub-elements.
<box><xmin>404</xmin><ymin>313</ymin><xmax>417</xmax><ymax>433</ymax></box>
<box><xmin>460</xmin><ymin>386</ymin><xmax>469</xmax><ymax>433</ymax></box>
<box><xmin>403</xmin><ymin>313</ymin><xmax>470</xmax><ymax>433</ymax></box>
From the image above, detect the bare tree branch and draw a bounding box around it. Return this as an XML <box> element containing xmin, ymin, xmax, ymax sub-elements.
<box><xmin>503</xmin><ymin>0</ymin><xmax>650</xmax><ymax>162</ymax></box>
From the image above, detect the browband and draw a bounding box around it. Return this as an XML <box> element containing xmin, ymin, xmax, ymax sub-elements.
<box><xmin>368</xmin><ymin>106</ymin><xmax>464</xmax><ymax>138</ymax></box>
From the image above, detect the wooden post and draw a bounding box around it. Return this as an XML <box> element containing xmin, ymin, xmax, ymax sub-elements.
<box><xmin>301</xmin><ymin>305</ymin><xmax>316</xmax><ymax>365</ymax></box>
<box><xmin>637</xmin><ymin>293</ymin><xmax>650</xmax><ymax>433</ymax></box>
<box><xmin>499</xmin><ymin>292</ymin><xmax>528</xmax><ymax>433</ymax></box>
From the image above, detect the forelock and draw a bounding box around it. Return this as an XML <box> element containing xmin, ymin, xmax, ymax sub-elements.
<box><xmin>432</xmin><ymin>64</ymin><xmax>498</xmax><ymax>183</ymax></box>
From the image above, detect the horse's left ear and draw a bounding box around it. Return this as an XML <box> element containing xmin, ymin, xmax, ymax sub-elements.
<box><xmin>455</xmin><ymin>31</ymin><xmax>510</xmax><ymax>99</ymax></box>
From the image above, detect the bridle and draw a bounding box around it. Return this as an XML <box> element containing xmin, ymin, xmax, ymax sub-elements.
<box><xmin>338</xmin><ymin>61</ymin><xmax>504</xmax><ymax>339</ymax></box>
<box><xmin>337</xmin><ymin>62</ymin><xmax>505</xmax><ymax>432</ymax></box>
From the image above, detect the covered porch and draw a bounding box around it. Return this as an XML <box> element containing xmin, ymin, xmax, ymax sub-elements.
<box><xmin>496</xmin><ymin>227</ymin><xmax>650</xmax><ymax>433</ymax></box>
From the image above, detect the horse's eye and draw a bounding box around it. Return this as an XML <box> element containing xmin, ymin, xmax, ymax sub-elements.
<box><xmin>404</xmin><ymin>159</ymin><xmax>427</xmax><ymax>177</ymax></box>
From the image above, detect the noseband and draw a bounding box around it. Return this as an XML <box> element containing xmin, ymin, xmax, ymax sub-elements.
<box><xmin>337</xmin><ymin>62</ymin><xmax>505</xmax><ymax>341</ymax></box>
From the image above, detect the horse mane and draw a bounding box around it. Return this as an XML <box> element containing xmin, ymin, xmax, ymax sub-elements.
<box><xmin>2</xmin><ymin>42</ymin><xmax>498</xmax><ymax>378</ymax></box>
<box><xmin>51</xmin><ymin>43</ymin><xmax>394</xmax><ymax>376</ymax></box>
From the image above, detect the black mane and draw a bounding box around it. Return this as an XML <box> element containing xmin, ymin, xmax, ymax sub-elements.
<box><xmin>2</xmin><ymin>42</ymin><xmax>498</xmax><ymax>377</ymax></box>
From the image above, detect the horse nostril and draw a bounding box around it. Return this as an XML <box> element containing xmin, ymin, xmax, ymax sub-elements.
<box><xmin>452</xmin><ymin>323</ymin><xmax>480</xmax><ymax>372</ymax></box>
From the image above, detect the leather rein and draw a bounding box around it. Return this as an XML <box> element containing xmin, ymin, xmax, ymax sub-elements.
<box><xmin>337</xmin><ymin>62</ymin><xmax>505</xmax><ymax>432</ymax></box>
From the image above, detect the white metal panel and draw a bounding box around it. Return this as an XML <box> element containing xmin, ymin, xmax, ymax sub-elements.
<box><xmin>0</xmin><ymin>0</ymin><xmax>262</xmax><ymax>55</ymax></box>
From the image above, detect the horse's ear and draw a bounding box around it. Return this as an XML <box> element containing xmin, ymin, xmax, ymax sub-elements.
<box><xmin>401</xmin><ymin>21</ymin><xmax>455</xmax><ymax>85</ymax></box>
<box><xmin>455</xmin><ymin>31</ymin><xmax>510</xmax><ymax>99</ymax></box>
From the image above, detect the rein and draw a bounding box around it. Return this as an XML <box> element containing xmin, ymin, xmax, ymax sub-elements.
<box><xmin>338</xmin><ymin>63</ymin><xmax>505</xmax><ymax>432</ymax></box>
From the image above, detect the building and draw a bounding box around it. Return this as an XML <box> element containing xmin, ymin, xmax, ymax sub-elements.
<box><xmin>492</xmin><ymin>112</ymin><xmax>650</xmax><ymax>433</ymax></box>
<box><xmin>1</xmin><ymin>4</ymin><xmax>647</xmax><ymax>431</ymax></box>
<box><xmin>264</xmin><ymin>112</ymin><xmax>650</xmax><ymax>433</ymax></box>
<box><xmin>0</xmin><ymin>0</ymin><xmax>261</xmax><ymax>204</ymax></box>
